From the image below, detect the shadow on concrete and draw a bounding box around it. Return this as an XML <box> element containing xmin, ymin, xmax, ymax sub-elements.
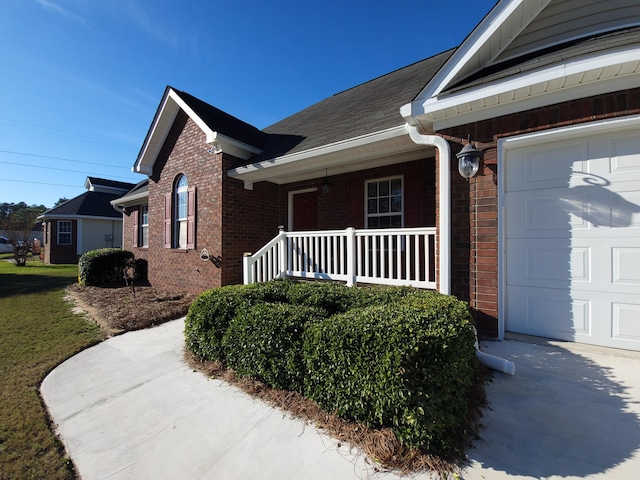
<box><xmin>465</xmin><ymin>337</ymin><xmax>640</xmax><ymax>478</ymax></box>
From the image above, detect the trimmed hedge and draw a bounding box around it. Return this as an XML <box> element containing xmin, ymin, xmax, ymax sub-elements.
<box><xmin>223</xmin><ymin>303</ymin><xmax>325</xmax><ymax>391</ymax></box>
<box><xmin>303</xmin><ymin>293</ymin><xmax>477</xmax><ymax>457</ymax></box>
<box><xmin>78</xmin><ymin>248</ymin><xmax>134</xmax><ymax>286</ymax></box>
<box><xmin>184</xmin><ymin>281</ymin><xmax>479</xmax><ymax>458</ymax></box>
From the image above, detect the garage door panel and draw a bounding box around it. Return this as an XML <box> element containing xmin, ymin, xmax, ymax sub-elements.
<box><xmin>612</xmin><ymin>246</ymin><xmax>640</xmax><ymax>287</ymax></box>
<box><xmin>507</xmin><ymin>190</ymin><xmax>588</xmax><ymax>238</ymax></box>
<box><xmin>506</xmin><ymin>286</ymin><xmax>591</xmax><ymax>340</ymax></box>
<box><xmin>609</xmin><ymin>133</ymin><xmax>640</xmax><ymax>181</ymax></box>
<box><xmin>507</xmin><ymin>142</ymin><xmax>588</xmax><ymax>192</ymax></box>
<box><xmin>507</xmin><ymin>239</ymin><xmax>587</xmax><ymax>289</ymax></box>
<box><xmin>612</xmin><ymin>301</ymin><xmax>640</xmax><ymax>343</ymax></box>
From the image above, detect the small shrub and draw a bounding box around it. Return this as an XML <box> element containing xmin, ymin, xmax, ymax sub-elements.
<box><xmin>223</xmin><ymin>303</ymin><xmax>325</xmax><ymax>391</ymax></box>
<box><xmin>303</xmin><ymin>292</ymin><xmax>477</xmax><ymax>458</ymax></box>
<box><xmin>78</xmin><ymin>248</ymin><xmax>134</xmax><ymax>286</ymax></box>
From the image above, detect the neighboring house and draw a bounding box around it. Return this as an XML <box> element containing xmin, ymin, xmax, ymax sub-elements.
<box><xmin>113</xmin><ymin>0</ymin><xmax>640</xmax><ymax>352</ymax></box>
<box><xmin>39</xmin><ymin>177</ymin><xmax>135</xmax><ymax>264</ymax></box>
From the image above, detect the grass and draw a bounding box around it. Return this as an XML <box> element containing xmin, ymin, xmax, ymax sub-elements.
<box><xmin>0</xmin><ymin>258</ymin><xmax>103</xmax><ymax>479</ymax></box>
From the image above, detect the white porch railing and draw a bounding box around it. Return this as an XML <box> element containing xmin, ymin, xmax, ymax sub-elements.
<box><xmin>243</xmin><ymin>227</ymin><xmax>436</xmax><ymax>289</ymax></box>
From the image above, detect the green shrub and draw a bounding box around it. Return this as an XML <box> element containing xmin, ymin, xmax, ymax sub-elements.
<box><xmin>303</xmin><ymin>292</ymin><xmax>477</xmax><ymax>457</ymax></box>
<box><xmin>185</xmin><ymin>281</ymin><xmax>480</xmax><ymax>458</ymax></box>
<box><xmin>77</xmin><ymin>248</ymin><xmax>134</xmax><ymax>286</ymax></box>
<box><xmin>222</xmin><ymin>303</ymin><xmax>325</xmax><ymax>391</ymax></box>
<box><xmin>185</xmin><ymin>285</ymin><xmax>252</xmax><ymax>361</ymax></box>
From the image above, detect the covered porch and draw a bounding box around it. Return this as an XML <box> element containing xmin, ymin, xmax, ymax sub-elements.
<box><xmin>229</xmin><ymin>124</ymin><xmax>453</xmax><ymax>294</ymax></box>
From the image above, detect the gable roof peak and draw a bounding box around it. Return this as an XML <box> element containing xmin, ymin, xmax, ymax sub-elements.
<box><xmin>133</xmin><ymin>86</ymin><xmax>266</xmax><ymax>176</ymax></box>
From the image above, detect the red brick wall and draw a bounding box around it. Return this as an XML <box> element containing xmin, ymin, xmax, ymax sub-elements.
<box><xmin>438</xmin><ymin>87</ymin><xmax>640</xmax><ymax>337</ymax></box>
<box><xmin>140</xmin><ymin>113</ymin><xmax>225</xmax><ymax>294</ymax></box>
<box><xmin>278</xmin><ymin>158</ymin><xmax>437</xmax><ymax>231</ymax></box>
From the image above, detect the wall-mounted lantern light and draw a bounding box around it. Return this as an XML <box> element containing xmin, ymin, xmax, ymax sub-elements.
<box><xmin>322</xmin><ymin>168</ymin><xmax>332</xmax><ymax>194</ymax></box>
<box><xmin>456</xmin><ymin>137</ymin><xmax>482</xmax><ymax>180</ymax></box>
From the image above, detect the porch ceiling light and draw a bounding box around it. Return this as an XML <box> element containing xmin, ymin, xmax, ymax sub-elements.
<box><xmin>456</xmin><ymin>137</ymin><xmax>481</xmax><ymax>180</ymax></box>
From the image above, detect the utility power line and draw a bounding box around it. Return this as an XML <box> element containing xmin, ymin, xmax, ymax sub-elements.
<box><xmin>0</xmin><ymin>178</ymin><xmax>80</xmax><ymax>188</ymax></box>
<box><xmin>0</xmin><ymin>160</ymin><xmax>134</xmax><ymax>180</ymax></box>
<box><xmin>0</xmin><ymin>150</ymin><xmax>132</xmax><ymax>170</ymax></box>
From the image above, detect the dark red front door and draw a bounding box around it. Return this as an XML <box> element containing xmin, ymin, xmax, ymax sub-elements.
<box><xmin>292</xmin><ymin>191</ymin><xmax>318</xmax><ymax>231</ymax></box>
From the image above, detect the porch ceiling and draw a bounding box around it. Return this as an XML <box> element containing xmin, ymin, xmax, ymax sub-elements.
<box><xmin>227</xmin><ymin>125</ymin><xmax>435</xmax><ymax>189</ymax></box>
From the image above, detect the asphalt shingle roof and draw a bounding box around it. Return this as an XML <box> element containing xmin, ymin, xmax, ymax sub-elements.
<box><xmin>253</xmin><ymin>49</ymin><xmax>454</xmax><ymax>161</ymax></box>
<box><xmin>42</xmin><ymin>192</ymin><xmax>124</xmax><ymax>218</ymax></box>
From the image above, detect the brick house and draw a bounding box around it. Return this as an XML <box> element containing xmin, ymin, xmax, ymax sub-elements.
<box><xmin>114</xmin><ymin>0</ymin><xmax>640</xmax><ymax>351</ymax></box>
<box><xmin>39</xmin><ymin>177</ymin><xmax>134</xmax><ymax>264</ymax></box>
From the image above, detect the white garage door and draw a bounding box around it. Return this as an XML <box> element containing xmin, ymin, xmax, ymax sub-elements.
<box><xmin>504</xmin><ymin>124</ymin><xmax>640</xmax><ymax>351</ymax></box>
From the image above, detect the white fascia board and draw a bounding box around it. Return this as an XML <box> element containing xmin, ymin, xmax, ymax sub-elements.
<box><xmin>414</xmin><ymin>0</ymin><xmax>547</xmax><ymax>104</ymax></box>
<box><xmin>414</xmin><ymin>45</ymin><xmax>640</xmax><ymax>130</ymax></box>
<box><xmin>134</xmin><ymin>92</ymin><xmax>179</xmax><ymax>175</ymax></box>
<box><xmin>39</xmin><ymin>214</ymin><xmax>123</xmax><ymax>221</ymax></box>
<box><xmin>228</xmin><ymin>125</ymin><xmax>408</xmax><ymax>181</ymax></box>
<box><xmin>210</xmin><ymin>131</ymin><xmax>263</xmax><ymax>160</ymax></box>
<box><xmin>110</xmin><ymin>191</ymin><xmax>149</xmax><ymax>207</ymax></box>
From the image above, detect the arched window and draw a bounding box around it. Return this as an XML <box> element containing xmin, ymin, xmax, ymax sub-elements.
<box><xmin>164</xmin><ymin>174</ymin><xmax>196</xmax><ymax>249</ymax></box>
<box><xmin>175</xmin><ymin>175</ymin><xmax>188</xmax><ymax>248</ymax></box>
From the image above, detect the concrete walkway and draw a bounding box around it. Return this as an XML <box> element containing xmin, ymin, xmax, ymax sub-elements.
<box><xmin>41</xmin><ymin>319</ymin><xmax>640</xmax><ymax>479</ymax></box>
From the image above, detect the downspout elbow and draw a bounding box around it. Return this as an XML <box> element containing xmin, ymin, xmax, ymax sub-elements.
<box><xmin>404</xmin><ymin>124</ymin><xmax>451</xmax><ymax>295</ymax></box>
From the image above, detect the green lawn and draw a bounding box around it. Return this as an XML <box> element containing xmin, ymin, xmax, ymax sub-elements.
<box><xmin>0</xmin><ymin>259</ymin><xmax>103</xmax><ymax>479</ymax></box>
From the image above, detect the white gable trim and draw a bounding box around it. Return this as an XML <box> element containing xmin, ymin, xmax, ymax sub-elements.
<box><xmin>133</xmin><ymin>89</ymin><xmax>262</xmax><ymax>176</ymax></box>
<box><xmin>408</xmin><ymin>44</ymin><xmax>640</xmax><ymax>131</ymax></box>
<box><xmin>413</xmin><ymin>0</ymin><xmax>551</xmax><ymax>107</ymax></box>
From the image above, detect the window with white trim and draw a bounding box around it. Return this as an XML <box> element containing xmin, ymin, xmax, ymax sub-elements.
<box><xmin>164</xmin><ymin>175</ymin><xmax>195</xmax><ymax>249</ymax></box>
<box><xmin>140</xmin><ymin>204</ymin><xmax>149</xmax><ymax>247</ymax></box>
<box><xmin>58</xmin><ymin>220</ymin><xmax>72</xmax><ymax>245</ymax></box>
<box><xmin>366</xmin><ymin>176</ymin><xmax>403</xmax><ymax>228</ymax></box>
<box><xmin>175</xmin><ymin>175</ymin><xmax>188</xmax><ymax>248</ymax></box>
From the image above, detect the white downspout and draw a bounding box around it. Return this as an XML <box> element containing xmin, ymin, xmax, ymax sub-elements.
<box><xmin>406</xmin><ymin>124</ymin><xmax>515</xmax><ymax>375</ymax></box>
<box><xmin>405</xmin><ymin>124</ymin><xmax>450</xmax><ymax>295</ymax></box>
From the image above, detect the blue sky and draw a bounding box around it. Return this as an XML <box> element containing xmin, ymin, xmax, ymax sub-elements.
<box><xmin>1</xmin><ymin>0</ymin><xmax>497</xmax><ymax>208</ymax></box>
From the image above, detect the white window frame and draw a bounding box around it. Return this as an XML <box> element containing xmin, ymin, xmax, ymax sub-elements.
<box><xmin>140</xmin><ymin>204</ymin><xmax>149</xmax><ymax>248</ymax></box>
<box><xmin>175</xmin><ymin>175</ymin><xmax>188</xmax><ymax>249</ymax></box>
<box><xmin>365</xmin><ymin>176</ymin><xmax>404</xmax><ymax>229</ymax></box>
<box><xmin>57</xmin><ymin>220</ymin><xmax>72</xmax><ymax>245</ymax></box>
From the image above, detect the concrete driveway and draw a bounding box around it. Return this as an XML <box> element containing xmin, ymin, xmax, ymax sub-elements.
<box><xmin>41</xmin><ymin>318</ymin><xmax>640</xmax><ymax>479</ymax></box>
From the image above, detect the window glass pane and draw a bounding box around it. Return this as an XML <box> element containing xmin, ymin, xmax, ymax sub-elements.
<box><xmin>177</xmin><ymin>191</ymin><xmax>187</xmax><ymax>219</ymax></box>
<box><xmin>367</xmin><ymin>217</ymin><xmax>378</xmax><ymax>228</ymax></box>
<box><xmin>367</xmin><ymin>198</ymin><xmax>377</xmax><ymax>214</ymax></box>
<box><xmin>141</xmin><ymin>227</ymin><xmax>149</xmax><ymax>247</ymax></box>
<box><xmin>391</xmin><ymin>178</ymin><xmax>402</xmax><ymax>196</ymax></box>
<box><xmin>177</xmin><ymin>175</ymin><xmax>188</xmax><ymax>189</ymax></box>
<box><xmin>390</xmin><ymin>216</ymin><xmax>402</xmax><ymax>227</ymax></box>
<box><xmin>379</xmin><ymin>216</ymin><xmax>391</xmax><ymax>228</ymax></box>
<box><xmin>379</xmin><ymin>197</ymin><xmax>389</xmax><ymax>213</ymax></box>
<box><xmin>178</xmin><ymin>220</ymin><xmax>187</xmax><ymax>249</ymax></box>
<box><xmin>391</xmin><ymin>196</ymin><xmax>402</xmax><ymax>212</ymax></box>
<box><xmin>141</xmin><ymin>205</ymin><xmax>149</xmax><ymax>225</ymax></box>
<box><xmin>379</xmin><ymin>180</ymin><xmax>389</xmax><ymax>196</ymax></box>
<box><xmin>367</xmin><ymin>182</ymin><xmax>377</xmax><ymax>198</ymax></box>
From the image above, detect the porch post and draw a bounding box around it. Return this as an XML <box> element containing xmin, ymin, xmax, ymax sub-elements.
<box><xmin>346</xmin><ymin>227</ymin><xmax>356</xmax><ymax>287</ymax></box>
<box><xmin>243</xmin><ymin>252</ymin><xmax>252</xmax><ymax>285</ymax></box>
<box><xmin>277</xmin><ymin>226</ymin><xmax>287</xmax><ymax>279</ymax></box>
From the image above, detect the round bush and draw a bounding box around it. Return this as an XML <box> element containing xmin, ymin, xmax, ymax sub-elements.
<box><xmin>78</xmin><ymin>248</ymin><xmax>134</xmax><ymax>286</ymax></box>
